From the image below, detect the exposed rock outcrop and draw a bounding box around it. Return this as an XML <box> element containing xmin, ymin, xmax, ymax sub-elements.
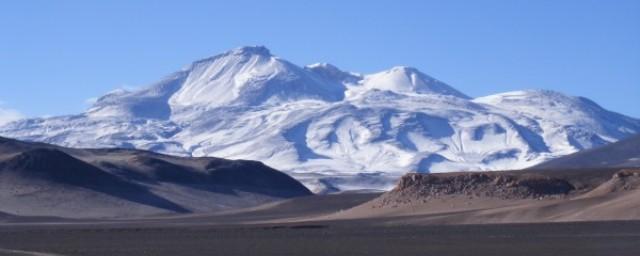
<box><xmin>375</xmin><ymin>172</ymin><xmax>575</xmax><ymax>208</ymax></box>
<box><xmin>580</xmin><ymin>169</ymin><xmax>640</xmax><ymax>197</ymax></box>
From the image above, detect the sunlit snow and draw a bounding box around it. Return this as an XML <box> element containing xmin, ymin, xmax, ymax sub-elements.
<box><xmin>1</xmin><ymin>46</ymin><xmax>638</xmax><ymax>192</ymax></box>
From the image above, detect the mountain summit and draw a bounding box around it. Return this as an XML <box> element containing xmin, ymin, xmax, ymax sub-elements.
<box><xmin>2</xmin><ymin>46</ymin><xmax>639</xmax><ymax>192</ymax></box>
<box><xmin>361</xmin><ymin>66</ymin><xmax>469</xmax><ymax>98</ymax></box>
<box><xmin>88</xmin><ymin>46</ymin><xmax>346</xmax><ymax>119</ymax></box>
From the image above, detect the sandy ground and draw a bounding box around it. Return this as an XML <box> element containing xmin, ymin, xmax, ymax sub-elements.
<box><xmin>0</xmin><ymin>193</ymin><xmax>639</xmax><ymax>256</ymax></box>
<box><xmin>321</xmin><ymin>190</ymin><xmax>640</xmax><ymax>225</ymax></box>
<box><xmin>0</xmin><ymin>220</ymin><xmax>639</xmax><ymax>256</ymax></box>
<box><xmin>1</xmin><ymin>167</ymin><xmax>640</xmax><ymax>255</ymax></box>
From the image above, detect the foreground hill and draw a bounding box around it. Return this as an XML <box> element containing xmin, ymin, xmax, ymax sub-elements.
<box><xmin>2</xmin><ymin>46</ymin><xmax>639</xmax><ymax>192</ymax></box>
<box><xmin>327</xmin><ymin>167</ymin><xmax>640</xmax><ymax>224</ymax></box>
<box><xmin>0</xmin><ymin>136</ymin><xmax>311</xmax><ymax>218</ymax></box>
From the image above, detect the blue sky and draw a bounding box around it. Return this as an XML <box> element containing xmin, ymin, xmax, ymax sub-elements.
<box><xmin>1</xmin><ymin>0</ymin><xmax>639</xmax><ymax>119</ymax></box>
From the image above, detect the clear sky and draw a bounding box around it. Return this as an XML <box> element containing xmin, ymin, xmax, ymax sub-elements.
<box><xmin>1</xmin><ymin>0</ymin><xmax>639</xmax><ymax>120</ymax></box>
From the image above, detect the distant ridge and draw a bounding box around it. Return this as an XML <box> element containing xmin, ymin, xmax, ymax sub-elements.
<box><xmin>532</xmin><ymin>134</ymin><xmax>640</xmax><ymax>169</ymax></box>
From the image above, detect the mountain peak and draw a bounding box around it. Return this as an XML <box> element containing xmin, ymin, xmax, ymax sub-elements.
<box><xmin>473</xmin><ymin>90</ymin><xmax>579</xmax><ymax>106</ymax></box>
<box><xmin>388</xmin><ymin>65</ymin><xmax>420</xmax><ymax>73</ymax></box>
<box><xmin>361</xmin><ymin>66</ymin><xmax>469</xmax><ymax>98</ymax></box>
<box><xmin>306</xmin><ymin>62</ymin><xmax>339</xmax><ymax>71</ymax></box>
<box><xmin>167</xmin><ymin>46</ymin><xmax>346</xmax><ymax>110</ymax></box>
<box><xmin>228</xmin><ymin>45</ymin><xmax>272</xmax><ymax>57</ymax></box>
<box><xmin>305</xmin><ymin>63</ymin><xmax>362</xmax><ymax>84</ymax></box>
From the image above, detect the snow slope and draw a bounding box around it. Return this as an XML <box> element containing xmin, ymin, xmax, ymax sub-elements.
<box><xmin>2</xmin><ymin>46</ymin><xmax>639</xmax><ymax>192</ymax></box>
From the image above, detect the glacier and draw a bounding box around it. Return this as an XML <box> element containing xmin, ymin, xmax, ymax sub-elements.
<box><xmin>2</xmin><ymin>46</ymin><xmax>639</xmax><ymax>192</ymax></box>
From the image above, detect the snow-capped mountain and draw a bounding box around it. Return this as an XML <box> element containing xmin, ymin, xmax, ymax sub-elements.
<box><xmin>2</xmin><ymin>46</ymin><xmax>639</xmax><ymax>192</ymax></box>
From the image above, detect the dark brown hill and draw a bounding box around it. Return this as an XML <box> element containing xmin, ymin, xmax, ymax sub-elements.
<box><xmin>0</xmin><ymin>136</ymin><xmax>311</xmax><ymax>218</ymax></box>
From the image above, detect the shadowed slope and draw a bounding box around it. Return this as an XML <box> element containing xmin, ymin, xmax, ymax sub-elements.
<box><xmin>533</xmin><ymin>134</ymin><xmax>640</xmax><ymax>169</ymax></box>
<box><xmin>1</xmin><ymin>148</ymin><xmax>189</xmax><ymax>213</ymax></box>
<box><xmin>0</xmin><ymin>137</ymin><xmax>312</xmax><ymax>218</ymax></box>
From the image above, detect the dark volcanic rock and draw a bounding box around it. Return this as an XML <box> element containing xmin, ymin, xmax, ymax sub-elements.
<box><xmin>392</xmin><ymin>172</ymin><xmax>574</xmax><ymax>200</ymax></box>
